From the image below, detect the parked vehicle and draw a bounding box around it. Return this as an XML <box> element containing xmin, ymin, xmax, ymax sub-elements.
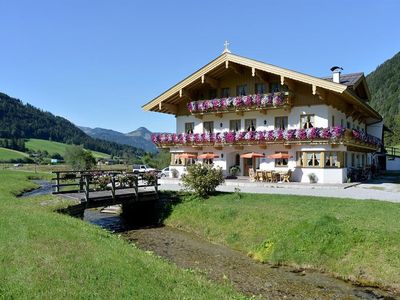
<box><xmin>159</xmin><ymin>167</ymin><xmax>170</xmax><ymax>178</ymax></box>
<box><xmin>132</xmin><ymin>164</ymin><xmax>156</xmax><ymax>174</ymax></box>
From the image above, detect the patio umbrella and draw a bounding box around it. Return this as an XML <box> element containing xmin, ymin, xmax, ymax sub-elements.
<box><xmin>267</xmin><ymin>152</ymin><xmax>293</xmax><ymax>159</ymax></box>
<box><xmin>240</xmin><ymin>152</ymin><xmax>265</xmax><ymax>158</ymax></box>
<box><xmin>175</xmin><ymin>153</ymin><xmax>197</xmax><ymax>159</ymax></box>
<box><xmin>198</xmin><ymin>153</ymin><xmax>219</xmax><ymax>159</ymax></box>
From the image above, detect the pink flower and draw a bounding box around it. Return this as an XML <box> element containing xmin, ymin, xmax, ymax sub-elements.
<box><xmin>306</xmin><ymin>127</ymin><xmax>318</xmax><ymax>139</ymax></box>
<box><xmin>233</xmin><ymin>96</ymin><xmax>244</xmax><ymax>107</ymax></box>
<box><xmin>319</xmin><ymin>128</ymin><xmax>331</xmax><ymax>139</ymax></box>
<box><xmin>244</xmin><ymin>95</ymin><xmax>252</xmax><ymax>106</ymax></box>
<box><xmin>295</xmin><ymin>129</ymin><xmax>307</xmax><ymax>140</ymax></box>
<box><xmin>225</xmin><ymin>132</ymin><xmax>235</xmax><ymax>143</ymax></box>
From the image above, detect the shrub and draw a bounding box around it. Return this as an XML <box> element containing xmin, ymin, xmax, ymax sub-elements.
<box><xmin>181</xmin><ymin>164</ymin><xmax>224</xmax><ymax>198</ymax></box>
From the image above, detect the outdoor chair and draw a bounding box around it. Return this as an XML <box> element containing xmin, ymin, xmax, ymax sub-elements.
<box><xmin>249</xmin><ymin>169</ymin><xmax>256</xmax><ymax>182</ymax></box>
<box><xmin>266</xmin><ymin>171</ymin><xmax>273</xmax><ymax>182</ymax></box>
<box><xmin>256</xmin><ymin>171</ymin><xmax>264</xmax><ymax>182</ymax></box>
<box><xmin>282</xmin><ymin>170</ymin><xmax>292</xmax><ymax>183</ymax></box>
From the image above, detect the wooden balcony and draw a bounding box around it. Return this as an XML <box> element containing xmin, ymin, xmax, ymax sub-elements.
<box><xmin>187</xmin><ymin>92</ymin><xmax>292</xmax><ymax>118</ymax></box>
<box><xmin>152</xmin><ymin>127</ymin><xmax>381</xmax><ymax>151</ymax></box>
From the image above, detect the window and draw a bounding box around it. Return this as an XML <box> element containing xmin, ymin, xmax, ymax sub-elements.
<box><xmin>270</xmin><ymin>83</ymin><xmax>288</xmax><ymax>92</ymax></box>
<box><xmin>296</xmin><ymin>152</ymin><xmax>303</xmax><ymax>167</ymax></box>
<box><xmin>236</xmin><ymin>84</ymin><xmax>248</xmax><ymax>96</ymax></box>
<box><xmin>347</xmin><ymin>121</ymin><xmax>351</xmax><ymax>129</ymax></box>
<box><xmin>203</xmin><ymin>121</ymin><xmax>214</xmax><ymax>133</ymax></box>
<box><xmin>297</xmin><ymin>151</ymin><xmax>344</xmax><ymax>168</ymax></box>
<box><xmin>245</xmin><ymin>119</ymin><xmax>256</xmax><ymax>131</ymax></box>
<box><xmin>341</xmin><ymin>119</ymin><xmax>344</xmax><ymax>127</ymax></box>
<box><xmin>351</xmin><ymin>153</ymin><xmax>355</xmax><ymax>167</ymax></box>
<box><xmin>325</xmin><ymin>152</ymin><xmax>339</xmax><ymax>167</ymax></box>
<box><xmin>255</xmin><ymin>83</ymin><xmax>266</xmax><ymax>94</ymax></box>
<box><xmin>332</xmin><ymin>115</ymin><xmax>335</xmax><ymax>127</ymax></box>
<box><xmin>221</xmin><ymin>88</ymin><xmax>230</xmax><ymax>98</ymax></box>
<box><xmin>275</xmin><ymin>116</ymin><xmax>288</xmax><ymax>130</ymax></box>
<box><xmin>230</xmin><ymin>119</ymin><xmax>241</xmax><ymax>131</ymax></box>
<box><xmin>300</xmin><ymin>114</ymin><xmax>315</xmax><ymax>129</ymax></box>
<box><xmin>307</xmin><ymin>152</ymin><xmax>320</xmax><ymax>167</ymax></box>
<box><xmin>275</xmin><ymin>151</ymin><xmax>288</xmax><ymax>167</ymax></box>
<box><xmin>171</xmin><ymin>153</ymin><xmax>196</xmax><ymax>166</ymax></box>
<box><xmin>209</xmin><ymin>89</ymin><xmax>217</xmax><ymax>99</ymax></box>
<box><xmin>185</xmin><ymin>122</ymin><xmax>194</xmax><ymax>134</ymax></box>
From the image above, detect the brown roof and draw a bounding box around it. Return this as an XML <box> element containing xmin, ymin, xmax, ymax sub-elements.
<box><xmin>321</xmin><ymin>72</ymin><xmax>364</xmax><ymax>87</ymax></box>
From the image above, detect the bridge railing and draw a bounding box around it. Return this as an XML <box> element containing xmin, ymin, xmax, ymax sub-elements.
<box><xmin>52</xmin><ymin>170</ymin><xmax>159</xmax><ymax>202</ymax></box>
<box><xmin>386</xmin><ymin>146</ymin><xmax>400</xmax><ymax>158</ymax></box>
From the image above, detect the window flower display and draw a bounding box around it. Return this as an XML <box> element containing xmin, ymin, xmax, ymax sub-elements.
<box><xmin>151</xmin><ymin>127</ymin><xmax>381</xmax><ymax>147</ymax></box>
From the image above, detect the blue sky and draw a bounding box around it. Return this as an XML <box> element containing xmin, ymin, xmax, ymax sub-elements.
<box><xmin>0</xmin><ymin>0</ymin><xmax>399</xmax><ymax>133</ymax></box>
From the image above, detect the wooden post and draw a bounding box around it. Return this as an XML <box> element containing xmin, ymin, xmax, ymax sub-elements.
<box><xmin>55</xmin><ymin>172</ymin><xmax>60</xmax><ymax>193</ymax></box>
<box><xmin>154</xmin><ymin>175</ymin><xmax>158</xmax><ymax>193</ymax></box>
<box><xmin>111</xmin><ymin>175</ymin><xmax>116</xmax><ymax>201</ymax></box>
<box><xmin>84</xmin><ymin>175</ymin><xmax>90</xmax><ymax>202</ymax></box>
<box><xmin>134</xmin><ymin>176</ymin><xmax>139</xmax><ymax>201</ymax></box>
<box><xmin>79</xmin><ymin>172</ymin><xmax>83</xmax><ymax>192</ymax></box>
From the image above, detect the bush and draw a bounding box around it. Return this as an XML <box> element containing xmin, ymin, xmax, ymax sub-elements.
<box><xmin>65</xmin><ymin>145</ymin><xmax>96</xmax><ymax>170</ymax></box>
<box><xmin>181</xmin><ymin>164</ymin><xmax>224</xmax><ymax>198</ymax></box>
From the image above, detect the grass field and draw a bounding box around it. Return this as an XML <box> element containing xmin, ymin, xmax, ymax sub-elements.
<box><xmin>0</xmin><ymin>171</ymin><xmax>242</xmax><ymax>299</ymax></box>
<box><xmin>25</xmin><ymin>139</ymin><xmax>110</xmax><ymax>158</ymax></box>
<box><xmin>165</xmin><ymin>192</ymin><xmax>400</xmax><ymax>291</ymax></box>
<box><xmin>0</xmin><ymin>147</ymin><xmax>28</xmax><ymax>162</ymax></box>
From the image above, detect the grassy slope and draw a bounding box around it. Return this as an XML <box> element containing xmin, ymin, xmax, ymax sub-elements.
<box><xmin>0</xmin><ymin>147</ymin><xmax>28</xmax><ymax>161</ymax></box>
<box><xmin>165</xmin><ymin>192</ymin><xmax>400</xmax><ymax>290</ymax></box>
<box><xmin>0</xmin><ymin>171</ymin><xmax>242</xmax><ymax>299</ymax></box>
<box><xmin>25</xmin><ymin>138</ymin><xmax>110</xmax><ymax>158</ymax></box>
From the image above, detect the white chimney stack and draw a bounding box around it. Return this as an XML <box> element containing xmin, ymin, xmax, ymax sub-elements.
<box><xmin>331</xmin><ymin>66</ymin><xmax>343</xmax><ymax>83</ymax></box>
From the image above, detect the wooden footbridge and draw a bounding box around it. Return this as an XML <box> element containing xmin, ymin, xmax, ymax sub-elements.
<box><xmin>52</xmin><ymin>170</ymin><xmax>159</xmax><ymax>209</ymax></box>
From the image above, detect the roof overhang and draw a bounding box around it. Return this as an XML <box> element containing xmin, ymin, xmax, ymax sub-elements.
<box><xmin>142</xmin><ymin>52</ymin><xmax>381</xmax><ymax>122</ymax></box>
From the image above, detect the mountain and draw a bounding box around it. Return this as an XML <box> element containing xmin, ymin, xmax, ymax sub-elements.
<box><xmin>79</xmin><ymin>126</ymin><xmax>157</xmax><ymax>153</ymax></box>
<box><xmin>0</xmin><ymin>92</ymin><xmax>145</xmax><ymax>158</ymax></box>
<box><xmin>367</xmin><ymin>52</ymin><xmax>400</xmax><ymax>146</ymax></box>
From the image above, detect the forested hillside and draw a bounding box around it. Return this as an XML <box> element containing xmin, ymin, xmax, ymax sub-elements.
<box><xmin>0</xmin><ymin>92</ymin><xmax>145</xmax><ymax>158</ymax></box>
<box><xmin>367</xmin><ymin>52</ymin><xmax>400</xmax><ymax>146</ymax></box>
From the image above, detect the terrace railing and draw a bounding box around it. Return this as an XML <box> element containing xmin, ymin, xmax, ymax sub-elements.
<box><xmin>152</xmin><ymin>127</ymin><xmax>381</xmax><ymax>150</ymax></box>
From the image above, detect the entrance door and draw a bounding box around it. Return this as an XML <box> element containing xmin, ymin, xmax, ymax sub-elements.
<box><xmin>243</xmin><ymin>158</ymin><xmax>254</xmax><ymax>176</ymax></box>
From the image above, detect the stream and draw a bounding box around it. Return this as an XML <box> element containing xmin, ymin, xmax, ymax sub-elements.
<box><xmin>23</xmin><ymin>181</ymin><xmax>399</xmax><ymax>299</ymax></box>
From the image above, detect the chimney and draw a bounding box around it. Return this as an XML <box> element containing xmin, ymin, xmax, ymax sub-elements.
<box><xmin>330</xmin><ymin>66</ymin><xmax>343</xmax><ymax>83</ymax></box>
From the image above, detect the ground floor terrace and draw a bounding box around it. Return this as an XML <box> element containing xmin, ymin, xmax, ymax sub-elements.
<box><xmin>168</xmin><ymin>144</ymin><xmax>377</xmax><ymax>184</ymax></box>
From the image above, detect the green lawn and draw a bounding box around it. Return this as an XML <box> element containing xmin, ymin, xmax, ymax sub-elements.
<box><xmin>0</xmin><ymin>147</ymin><xmax>28</xmax><ymax>162</ymax></box>
<box><xmin>165</xmin><ymin>192</ymin><xmax>400</xmax><ymax>291</ymax></box>
<box><xmin>0</xmin><ymin>171</ymin><xmax>242</xmax><ymax>299</ymax></box>
<box><xmin>25</xmin><ymin>138</ymin><xmax>110</xmax><ymax>158</ymax></box>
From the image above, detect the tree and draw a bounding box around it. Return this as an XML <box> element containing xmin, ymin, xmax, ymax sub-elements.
<box><xmin>65</xmin><ymin>145</ymin><xmax>96</xmax><ymax>170</ymax></box>
<box><xmin>181</xmin><ymin>164</ymin><xmax>224</xmax><ymax>198</ymax></box>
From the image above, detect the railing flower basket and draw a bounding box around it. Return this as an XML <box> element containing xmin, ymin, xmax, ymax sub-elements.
<box><xmin>152</xmin><ymin>127</ymin><xmax>380</xmax><ymax>148</ymax></box>
<box><xmin>187</xmin><ymin>92</ymin><xmax>290</xmax><ymax>114</ymax></box>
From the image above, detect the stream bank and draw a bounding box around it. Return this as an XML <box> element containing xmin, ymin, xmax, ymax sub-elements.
<box><xmin>22</xmin><ymin>181</ymin><xmax>399</xmax><ymax>299</ymax></box>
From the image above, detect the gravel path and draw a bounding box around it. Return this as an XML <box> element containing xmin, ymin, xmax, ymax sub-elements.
<box><xmin>159</xmin><ymin>183</ymin><xmax>400</xmax><ymax>203</ymax></box>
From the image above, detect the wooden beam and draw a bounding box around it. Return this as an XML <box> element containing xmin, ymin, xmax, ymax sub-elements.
<box><xmin>284</xmin><ymin>78</ymin><xmax>296</xmax><ymax>90</ymax></box>
<box><xmin>312</xmin><ymin>84</ymin><xmax>317</xmax><ymax>95</ymax></box>
<box><xmin>201</xmin><ymin>75</ymin><xmax>219</xmax><ymax>89</ymax></box>
<box><xmin>255</xmin><ymin>70</ymin><xmax>269</xmax><ymax>83</ymax></box>
<box><xmin>252</xmin><ymin>67</ymin><xmax>255</xmax><ymax>77</ymax></box>
<box><xmin>160</xmin><ymin>102</ymin><xmax>177</xmax><ymax>114</ymax></box>
<box><xmin>229</xmin><ymin>62</ymin><xmax>244</xmax><ymax>75</ymax></box>
<box><xmin>280</xmin><ymin>75</ymin><xmax>285</xmax><ymax>86</ymax></box>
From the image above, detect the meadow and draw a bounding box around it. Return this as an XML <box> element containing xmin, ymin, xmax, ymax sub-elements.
<box><xmin>0</xmin><ymin>171</ymin><xmax>243</xmax><ymax>299</ymax></box>
<box><xmin>165</xmin><ymin>191</ymin><xmax>400</xmax><ymax>291</ymax></box>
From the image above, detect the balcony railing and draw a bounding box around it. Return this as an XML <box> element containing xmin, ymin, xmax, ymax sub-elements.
<box><xmin>187</xmin><ymin>92</ymin><xmax>291</xmax><ymax>115</ymax></box>
<box><xmin>152</xmin><ymin>127</ymin><xmax>381</xmax><ymax>148</ymax></box>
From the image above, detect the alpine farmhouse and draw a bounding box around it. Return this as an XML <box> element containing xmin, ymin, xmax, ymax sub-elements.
<box><xmin>143</xmin><ymin>49</ymin><xmax>384</xmax><ymax>184</ymax></box>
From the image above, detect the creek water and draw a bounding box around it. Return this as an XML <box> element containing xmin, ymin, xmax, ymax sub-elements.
<box><xmin>22</xmin><ymin>181</ymin><xmax>399</xmax><ymax>299</ymax></box>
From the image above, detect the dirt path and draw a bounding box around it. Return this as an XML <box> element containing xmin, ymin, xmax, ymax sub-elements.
<box><xmin>123</xmin><ymin>226</ymin><xmax>396</xmax><ymax>300</ymax></box>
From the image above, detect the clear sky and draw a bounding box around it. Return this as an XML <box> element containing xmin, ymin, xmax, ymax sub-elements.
<box><xmin>1</xmin><ymin>0</ymin><xmax>399</xmax><ymax>133</ymax></box>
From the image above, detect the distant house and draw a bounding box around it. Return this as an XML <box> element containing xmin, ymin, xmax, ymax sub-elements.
<box><xmin>144</xmin><ymin>49</ymin><xmax>384</xmax><ymax>183</ymax></box>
